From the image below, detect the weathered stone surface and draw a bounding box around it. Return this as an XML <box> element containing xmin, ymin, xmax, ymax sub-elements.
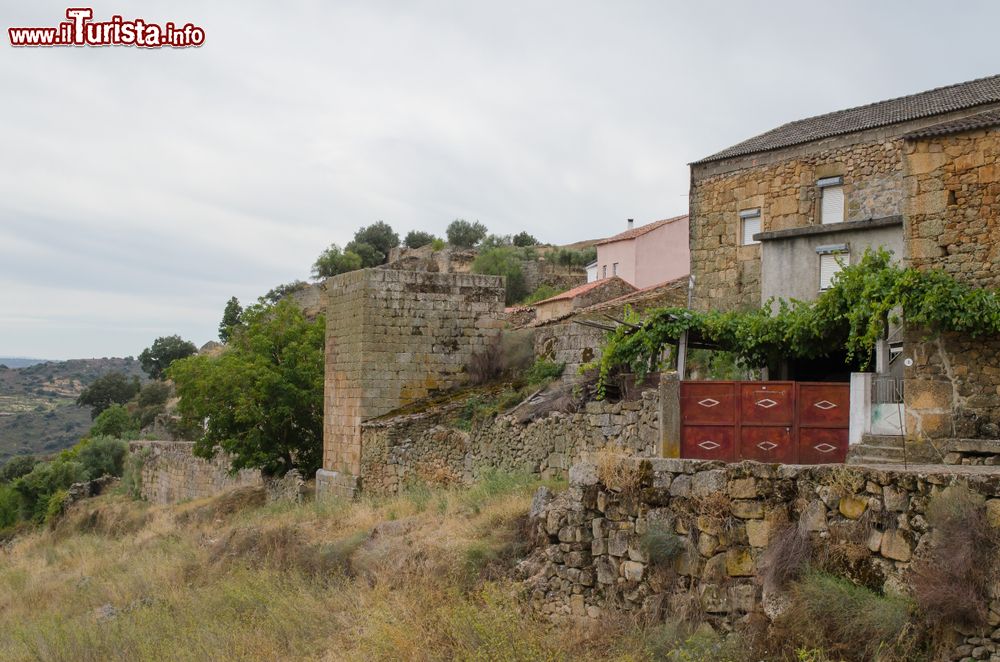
<box><xmin>622</xmin><ymin>561</ymin><xmax>644</xmax><ymax>582</ymax></box>
<box><xmin>801</xmin><ymin>499</ymin><xmax>828</xmax><ymax>531</ymax></box>
<box><xmin>691</xmin><ymin>470</ymin><xmax>727</xmax><ymax>497</ymax></box>
<box><xmin>726</xmin><ymin>548</ymin><xmax>755</xmax><ymax>577</ymax></box>
<box><xmin>838</xmin><ymin>495</ymin><xmax>868</xmax><ymax>520</ymax></box>
<box><xmin>128</xmin><ymin>441</ymin><xmax>262</xmax><ymax>505</ymax></box>
<box><xmin>732</xmin><ymin>499</ymin><xmax>764</xmax><ymax>519</ymax></box>
<box><xmin>746</xmin><ymin>519</ymin><xmax>771</xmax><ymax>548</ymax></box>
<box><xmin>987</xmin><ymin>499</ymin><xmax>1000</xmax><ymax>529</ymax></box>
<box><xmin>880</xmin><ymin>529</ymin><xmax>913</xmax><ymax>562</ymax></box>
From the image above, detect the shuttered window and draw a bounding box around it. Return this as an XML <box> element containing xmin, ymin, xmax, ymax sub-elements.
<box><xmin>820</xmin><ymin>182</ymin><xmax>845</xmax><ymax>224</ymax></box>
<box><xmin>740</xmin><ymin>208</ymin><xmax>761</xmax><ymax>245</ymax></box>
<box><xmin>819</xmin><ymin>252</ymin><xmax>849</xmax><ymax>290</ymax></box>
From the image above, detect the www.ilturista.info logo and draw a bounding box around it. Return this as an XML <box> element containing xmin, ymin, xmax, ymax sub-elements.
<box><xmin>9</xmin><ymin>8</ymin><xmax>205</xmax><ymax>48</ymax></box>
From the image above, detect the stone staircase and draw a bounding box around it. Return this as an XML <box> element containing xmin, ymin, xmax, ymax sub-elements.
<box><xmin>846</xmin><ymin>434</ymin><xmax>907</xmax><ymax>465</ymax></box>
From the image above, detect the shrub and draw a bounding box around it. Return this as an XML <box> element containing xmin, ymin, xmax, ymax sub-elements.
<box><xmin>910</xmin><ymin>484</ymin><xmax>1000</xmax><ymax>629</ymax></box>
<box><xmin>13</xmin><ymin>459</ymin><xmax>88</xmax><ymax>523</ymax></box>
<box><xmin>446</xmin><ymin>219</ymin><xmax>488</xmax><ymax>248</ymax></box>
<box><xmin>121</xmin><ymin>448</ymin><xmax>147</xmax><ymax>499</ymax></box>
<box><xmin>0</xmin><ymin>485</ymin><xmax>18</xmax><ymax>530</ymax></box>
<box><xmin>779</xmin><ymin>571</ymin><xmax>916</xmax><ymax>661</ymax></box>
<box><xmin>312</xmin><ymin>243</ymin><xmax>363</xmax><ymax>278</ymax></box>
<box><xmin>44</xmin><ymin>489</ymin><xmax>68</xmax><ymax>525</ymax></box>
<box><xmin>472</xmin><ymin>247</ymin><xmax>528</xmax><ymax>304</ymax></box>
<box><xmin>467</xmin><ymin>337</ymin><xmax>503</xmax><ymax>385</ymax></box>
<box><xmin>76</xmin><ymin>371</ymin><xmax>140</xmax><ymax>418</ymax></box>
<box><xmin>77</xmin><ymin>436</ymin><xmax>129</xmax><ymax>479</ymax></box>
<box><xmin>138</xmin><ymin>381</ymin><xmax>171</xmax><ymax>408</ymax></box>
<box><xmin>353</xmin><ymin>221</ymin><xmax>399</xmax><ymax>260</ymax></box>
<box><xmin>344</xmin><ymin>240</ymin><xmax>383</xmax><ymax>268</ymax></box>
<box><xmin>640</xmin><ymin>522</ymin><xmax>684</xmax><ymax>566</ymax></box>
<box><xmin>403</xmin><ymin>230</ymin><xmax>436</xmax><ymax>249</ymax></box>
<box><xmin>430</xmin><ymin>238</ymin><xmax>446</xmax><ymax>251</ymax></box>
<box><xmin>521</xmin><ymin>284</ymin><xmax>562</xmax><ymax>305</ymax></box>
<box><xmin>0</xmin><ymin>455</ymin><xmax>37</xmax><ymax>484</ymax></box>
<box><xmin>525</xmin><ymin>358</ymin><xmax>564</xmax><ymax>385</ymax></box>
<box><xmin>88</xmin><ymin>404</ymin><xmax>139</xmax><ymax>440</ymax></box>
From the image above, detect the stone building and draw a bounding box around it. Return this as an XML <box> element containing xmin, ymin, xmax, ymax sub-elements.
<box><xmin>318</xmin><ymin>269</ymin><xmax>505</xmax><ymax>497</ymax></box>
<box><xmin>688</xmin><ymin>74</ymin><xmax>1000</xmax><ymax>452</ymax></box>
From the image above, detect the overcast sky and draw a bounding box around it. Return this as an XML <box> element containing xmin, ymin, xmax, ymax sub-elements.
<box><xmin>2</xmin><ymin>1</ymin><xmax>998</xmax><ymax>359</ymax></box>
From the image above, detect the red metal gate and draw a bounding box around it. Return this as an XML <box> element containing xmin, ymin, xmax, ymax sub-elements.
<box><xmin>680</xmin><ymin>381</ymin><xmax>849</xmax><ymax>464</ymax></box>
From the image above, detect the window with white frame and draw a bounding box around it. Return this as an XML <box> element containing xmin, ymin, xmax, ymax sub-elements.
<box><xmin>818</xmin><ymin>176</ymin><xmax>845</xmax><ymax>224</ymax></box>
<box><xmin>612</xmin><ymin>262</ymin><xmax>618</xmax><ymax>276</ymax></box>
<box><xmin>818</xmin><ymin>244</ymin><xmax>850</xmax><ymax>290</ymax></box>
<box><xmin>740</xmin><ymin>208</ymin><xmax>761</xmax><ymax>245</ymax></box>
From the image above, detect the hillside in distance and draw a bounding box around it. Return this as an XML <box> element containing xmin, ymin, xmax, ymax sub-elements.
<box><xmin>0</xmin><ymin>358</ymin><xmax>48</xmax><ymax>369</ymax></box>
<box><xmin>0</xmin><ymin>357</ymin><xmax>145</xmax><ymax>462</ymax></box>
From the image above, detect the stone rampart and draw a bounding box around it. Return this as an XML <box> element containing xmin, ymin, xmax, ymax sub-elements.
<box><xmin>360</xmin><ymin>389</ymin><xmax>663</xmax><ymax>495</ymax></box>
<box><xmin>128</xmin><ymin>441</ymin><xmax>263</xmax><ymax>505</ymax></box>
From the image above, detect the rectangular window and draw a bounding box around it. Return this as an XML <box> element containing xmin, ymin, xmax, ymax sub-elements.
<box><xmin>602</xmin><ymin>265</ymin><xmax>607</xmax><ymax>279</ymax></box>
<box><xmin>739</xmin><ymin>208</ymin><xmax>761</xmax><ymax>245</ymax></box>
<box><xmin>818</xmin><ymin>177</ymin><xmax>845</xmax><ymax>224</ymax></box>
<box><xmin>819</xmin><ymin>251</ymin><xmax>849</xmax><ymax>290</ymax></box>
<box><xmin>612</xmin><ymin>262</ymin><xmax>618</xmax><ymax>276</ymax></box>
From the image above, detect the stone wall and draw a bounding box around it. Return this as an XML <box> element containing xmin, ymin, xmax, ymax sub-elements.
<box><xmin>321</xmin><ymin>269</ymin><xmax>505</xmax><ymax>497</ymax></box>
<box><xmin>903</xmin><ymin>127</ymin><xmax>1000</xmax><ymax>444</ymax></box>
<box><xmin>128</xmin><ymin>441</ymin><xmax>262</xmax><ymax>505</ymax></box>
<box><xmin>524</xmin><ymin>457</ymin><xmax>1000</xmax><ymax>656</ymax></box>
<box><xmin>690</xmin><ymin>137</ymin><xmax>905</xmax><ymax>311</ymax></box>
<box><xmin>534</xmin><ymin>321</ymin><xmax>607</xmax><ymax>376</ymax></box>
<box><xmin>359</xmin><ymin>389</ymin><xmax>663</xmax><ymax>495</ymax></box>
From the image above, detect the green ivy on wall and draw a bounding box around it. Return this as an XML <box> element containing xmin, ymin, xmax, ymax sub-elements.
<box><xmin>592</xmin><ymin>249</ymin><xmax>1000</xmax><ymax>394</ymax></box>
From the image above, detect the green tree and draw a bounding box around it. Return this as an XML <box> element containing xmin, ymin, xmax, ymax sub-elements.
<box><xmin>472</xmin><ymin>247</ymin><xmax>528</xmax><ymax>305</ymax></box>
<box><xmin>76</xmin><ymin>436</ymin><xmax>129</xmax><ymax>479</ymax></box>
<box><xmin>512</xmin><ymin>231</ymin><xmax>538</xmax><ymax>247</ymax></box>
<box><xmin>139</xmin><ymin>335</ymin><xmax>198</xmax><ymax>380</ymax></box>
<box><xmin>168</xmin><ymin>299</ymin><xmax>325</xmax><ymax>477</ymax></box>
<box><xmin>76</xmin><ymin>372</ymin><xmax>141</xmax><ymax>419</ymax></box>
<box><xmin>403</xmin><ymin>230</ymin><xmax>437</xmax><ymax>249</ymax></box>
<box><xmin>480</xmin><ymin>234</ymin><xmax>513</xmax><ymax>249</ymax></box>
<box><xmin>345</xmin><ymin>240</ymin><xmax>383</xmax><ymax>268</ymax></box>
<box><xmin>312</xmin><ymin>244</ymin><xmax>363</xmax><ymax>279</ymax></box>
<box><xmin>353</xmin><ymin>221</ymin><xmax>399</xmax><ymax>260</ymax></box>
<box><xmin>88</xmin><ymin>404</ymin><xmax>139</xmax><ymax>439</ymax></box>
<box><xmin>13</xmin><ymin>459</ymin><xmax>88</xmax><ymax>523</ymax></box>
<box><xmin>219</xmin><ymin>296</ymin><xmax>244</xmax><ymax>343</ymax></box>
<box><xmin>260</xmin><ymin>280</ymin><xmax>307</xmax><ymax>305</ymax></box>
<box><xmin>446</xmin><ymin>219</ymin><xmax>488</xmax><ymax>248</ymax></box>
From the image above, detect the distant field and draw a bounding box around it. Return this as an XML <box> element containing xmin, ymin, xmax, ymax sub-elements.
<box><xmin>0</xmin><ymin>357</ymin><xmax>144</xmax><ymax>462</ymax></box>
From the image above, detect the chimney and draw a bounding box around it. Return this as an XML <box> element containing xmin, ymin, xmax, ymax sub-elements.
<box><xmin>627</xmin><ymin>218</ymin><xmax>634</xmax><ymax>230</ymax></box>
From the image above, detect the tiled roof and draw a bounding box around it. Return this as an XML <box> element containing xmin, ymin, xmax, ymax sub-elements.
<box><xmin>903</xmin><ymin>108</ymin><xmax>1000</xmax><ymax>139</ymax></box>
<box><xmin>533</xmin><ymin>277</ymin><xmax>635</xmax><ymax>305</ymax></box>
<box><xmin>695</xmin><ymin>74</ymin><xmax>1000</xmax><ymax>164</ymax></box>
<box><xmin>574</xmin><ymin>277</ymin><xmax>688</xmax><ymax>316</ymax></box>
<box><xmin>595</xmin><ymin>215</ymin><xmax>688</xmax><ymax>246</ymax></box>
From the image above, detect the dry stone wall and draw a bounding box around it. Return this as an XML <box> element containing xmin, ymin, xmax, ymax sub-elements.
<box><xmin>360</xmin><ymin>390</ymin><xmax>662</xmax><ymax>495</ymax></box>
<box><xmin>128</xmin><ymin>441</ymin><xmax>262</xmax><ymax>505</ymax></box>
<box><xmin>523</xmin><ymin>457</ymin><xmax>1000</xmax><ymax>658</ymax></box>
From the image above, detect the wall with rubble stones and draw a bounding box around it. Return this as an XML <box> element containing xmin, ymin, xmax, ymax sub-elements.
<box><xmin>903</xmin><ymin>128</ymin><xmax>1000</xmax><ymax>445</ymax></box>
<box><xmin>359</xmin><ymin>389</ymin><xmax>662</xmax><ymax>495</ymax></box>
<box><xmin>128</xmin><ymin>441</ymin><xmax>263</xmax><ymax>505</ymax></box>
<box><xmin>523</xmin><ymin>457</ymin><xmax>1000</xmax><ymax>657</ymax></box>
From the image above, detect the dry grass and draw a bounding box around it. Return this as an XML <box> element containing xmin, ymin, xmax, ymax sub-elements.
<box><xmin>594</xmin><ymin>448</ymin><xmax>645</xmax><ymax>494</ymax></box>
<box><xmin>909</xmin><ymin>484</ymin><xmax>1000</xmax><ymax>630</ymax></box>
<box><xmin>1</xmin><ymin>472</ymin><xmax>758</xmax><ymax>662</ymax></box>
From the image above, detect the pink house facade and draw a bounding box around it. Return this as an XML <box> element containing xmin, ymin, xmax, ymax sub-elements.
<box><xmin>594</xmin><ymin>215</ymin><xmax>690</xmax><ymax>289</ymax></box>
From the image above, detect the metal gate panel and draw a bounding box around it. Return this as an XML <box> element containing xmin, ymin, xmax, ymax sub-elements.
<box><xmin>680</xmin><ymin>380</ymin><xmax>850</xmax><ymax>465</ymax></box>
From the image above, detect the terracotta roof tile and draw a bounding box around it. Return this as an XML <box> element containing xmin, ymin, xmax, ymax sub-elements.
<box><xmin>903</xmin><ymin>108</ymin><xmax>1000</xmax><ymax>139</ymax></box>
<box><xmin>533</xmin><ymin>277</ymin><xmax>634</xmax><ymax>305</ymax></box>
<box><xmin>595</xmin><ymin>215</ymin><xmax>688</xmax><ymax>246</ymax></box>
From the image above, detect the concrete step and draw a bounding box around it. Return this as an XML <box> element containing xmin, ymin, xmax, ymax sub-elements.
<box><xmin>861</xmin><ymin>434</ymin><xmax>906</xmax><ymax>448</ymax></box>
<box><xmin>847</xmin><ymin>444</ymin><xmax>907</xmax><ymax>465</ymax></box>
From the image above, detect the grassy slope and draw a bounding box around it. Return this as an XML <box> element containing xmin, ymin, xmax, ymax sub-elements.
<box><xmin>0</xmin><ymin>358</ymin><xmax>145</xmax><ymax>462</ymax></box>
<box><xmin>0</xmin><ymin>475</ymin><xmax>744</xmax><ymax>662</ymax></box>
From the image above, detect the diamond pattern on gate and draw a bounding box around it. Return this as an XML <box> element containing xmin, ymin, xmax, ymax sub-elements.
<box><xmin>697</xmin><ymin>440</ymin><xmax>721</xmax><ymax>451</ymax></box>
<box><xmin>697</xmin><ymin>398</ymin><xmax>720</xmax><ymax>408</ymax></box>
<box><xmin>813</xmin><ymin>443</ymin><xmax>837</xmax><ymax>453</ymax></box>
<box><xmin>756</xmin><ymin>441</ymin><xmax>778</xmax><ymax>451</ymax></box>
<box><xmin>813</xmin><ymin>400</ymin><xmax>837</xmax><ymax>410</ymax></box>
<box><xmin>756</xmin><ymin>398</ymin><xmax>779</xmax><ymax>409</ymax></box>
